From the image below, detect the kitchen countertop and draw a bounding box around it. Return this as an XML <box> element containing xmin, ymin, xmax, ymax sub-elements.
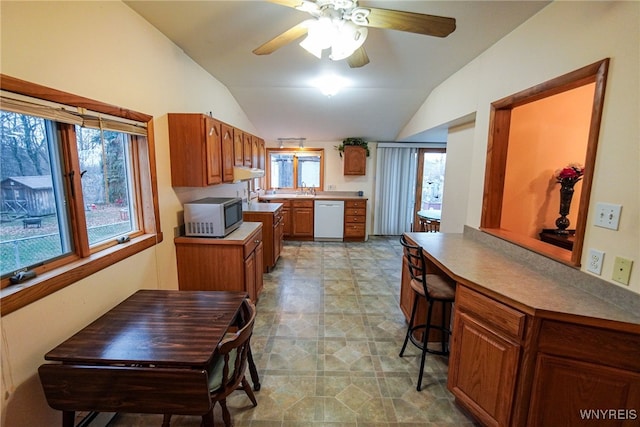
<box><xmin>259</xmin><ymin>193</ymin><xmax>367</xmax><ymax>201</ymax></box>
<box><xmin>175</xmin><ymin>222</ymin><xmax>261</xmax><ymax>245</ymax></box>
<box><xmin>243</xmin><ymin>202</ymin><xmax>282</xmax><ymax>213</ymax></box>
<box><xmin>405</xmin><ymin>232</ymin><xmax>640</xmax><ymax>330</ymax></box>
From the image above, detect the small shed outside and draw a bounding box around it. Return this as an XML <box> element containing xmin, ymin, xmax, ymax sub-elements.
<box><xmin>0</xmin><ymin>175</ymin><xmax>55</xmax><ymax>217</ymax></box>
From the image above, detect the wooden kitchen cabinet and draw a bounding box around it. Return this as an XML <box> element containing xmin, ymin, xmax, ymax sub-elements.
<box><xmin>448</xmin><ymin>285</ymin><xmax>525</xmax><ymax>427</ymax></box>
<box><xmin>244</xmin><ymin>240</ymin><xmax>263</xmax><ymax>300</ymax></box>
<box><xmin>168</xmin><ymin>113</ymin><xmax>223</xmax><ymax>187</ymax></box>
<box><xmin>257</xmin><ymin>138</ymin><xmax>265</xmax><ymax>170</ymax></box>
<box><xmin>282</xmin><ymin>200</ymin><xmax>293</xmax><ymax>237</ymax></box>
<box><xmin>344</xmin><ymin>199</ymin><xmax>366</xmax><ymax>241</ymax></box>
<box><xmin>220</xmin><ymin>122</ymin><xmax>235</xmax><ymax>183</ymax></box>
<box><xmin>291</xmin><ymin>199</ymin><xmax>314</xmax><ymax>239</ymax></box>
<box><xmin>404</xmin><ymin>232</ymin><xmax>640</xmax><ymax>427</ymax></box>
<box><xmin>243</xmin><ymin>133</ymin><xmax>252</xmax><ymax>166</ymax></box>
<box><xmin>243</xmin><ymin>204</ymin><xmax>284</xmax><ymax>272</ymax></box>
<box><xmin>263</xmin><ymin>199</ymin><xmax>292</xmax><ymax>237</ymax></box>
<box><xmin>527</xmin><ymin>320</ymin><xmax>640</xmax><ymax>426</ymax></box>
<box><xmin>343</xmin><ymin>145</ymin><xmax>367</xmax><ymax>175</ymax></box>
<box><xmin>174</xmin><ymin>223</ymin><xmax>264</xmax><ymax>302</ymax></box>
<box><xmin>251</xmin><ymin>135</ymin><xmax>260</xmax><ymax>168</ymax></box>
<box><xmin>233</xmin><ymin>129</ymin><xmax>244</xmax><ymax>166</ymax></box>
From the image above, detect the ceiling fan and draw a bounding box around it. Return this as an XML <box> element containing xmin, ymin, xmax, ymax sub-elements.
<box><xmin>253</xmin><ymin>0</ymin><xmax>456</xmax><ymax>68</ymax></box>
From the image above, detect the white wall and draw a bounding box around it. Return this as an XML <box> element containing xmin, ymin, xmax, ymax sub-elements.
<box><xmin>441</xmin><ymin>121</ymin><xmax>475</xmax><ymax>233</ymax></box>
<box><xmin>401</xmin><ymin>1</ymin><xmax>640</xmax><ymax>293</ymax></box>
<box><xmin>0</xmin><ymin>2</ymin><xmax>255</xmax><ymax>425</ymax></box>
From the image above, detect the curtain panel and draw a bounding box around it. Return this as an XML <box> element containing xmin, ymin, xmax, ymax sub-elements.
<box><xmin>373</xmin><ymin>147</ymin><xmax>417</xmax><ymax>235</ymax></box>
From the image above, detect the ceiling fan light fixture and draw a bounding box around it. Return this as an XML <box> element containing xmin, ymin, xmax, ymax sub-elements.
<box><xmin>329</xmin><ymin>21</ymin><xmax>367</xmax><ymax>61</ymax></box>
<box><xmin>349</xmin><ymin>7</ymin><xmax>370</xmax><ymax>26</ymax></box>
<box><xmin>300</xmin><ymin>18</ymin><xmax>334</xmax><ymax>58</ymax></box>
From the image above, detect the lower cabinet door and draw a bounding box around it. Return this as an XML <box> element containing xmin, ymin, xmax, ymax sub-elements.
<box><xmin>292</xmin><ymin>207</ymin><xmax>313</xmax><ymax>237</ymax></box>
<box><xmin>528</xmin><ymin>354</ymin><xmax>640</xmax><ymax>426</ymax></box>
<box><xmin>448</xmin><ymin>311</ymin><xmax>520</xmax><ymax>427</ymax></box>
<box><xmin>254</xmin><ymin>243</ymin><xmax>264</xmax><ymax>297</ymax></box>
<box><xmin>273</xmin><ymin>220</ymin><xmax>283</xmax><ymax>263</ymax></box>
<box><xmin>244</xmin><ymin>251</ymin><xmax>256</xmax><ymax>302</ymax></box>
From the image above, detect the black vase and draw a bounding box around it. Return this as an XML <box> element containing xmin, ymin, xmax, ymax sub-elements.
<box><xmin>555</xmin><ymin>182</ymin><xmax>575</xmax><ymax>233</ymax></box>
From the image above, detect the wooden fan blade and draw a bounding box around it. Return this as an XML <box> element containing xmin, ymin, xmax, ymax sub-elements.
<box><xmin>347</xmin><ymin>46</ymin><xmax>370</xmax><ymax>68</ymax></box>
<box><xmin>253</xmin><ymin>22</ymin><xmax>309</xmax><ymax>55</ymax></box>
<box><xmin>267</xmin><ymin>0</ymin><xmax>305</xmax><ymax>8</ymax></box>
<box><xmin>364</xmin><ymin>7</ymin><xmax>456</xmax><ymax>38</ymax></box>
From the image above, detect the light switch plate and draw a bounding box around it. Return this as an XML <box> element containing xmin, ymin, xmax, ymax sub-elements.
<box><xmin>612</xmin><ymin>257</ymin><xmax>633</xmax><ymax>285</ymax></box>
<box><xmin>586</xmin><ymin>249</ymin><xmax>604</xmax><ymax>275</ymax></box>
<box><xmin>594</xmin><ymin>202</ymin><xmax>622</xmax><ymax>230</ymax></box>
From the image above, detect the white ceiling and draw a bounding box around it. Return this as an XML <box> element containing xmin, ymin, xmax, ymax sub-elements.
<box><xmin>125</xmin><ymin>1</ymin><xmax>549</xmax><ymax>143</ymax></box>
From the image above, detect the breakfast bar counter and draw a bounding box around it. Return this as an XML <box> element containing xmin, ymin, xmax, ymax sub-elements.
<box><xmin>404</xmin><ymin>232</ymin><xmax>640</xmax><ymax>327</ymax></box>
<box><xmin>402</xmin><ymin>232</ymin><xmax>640</xmax><ymax>427</ymax></box>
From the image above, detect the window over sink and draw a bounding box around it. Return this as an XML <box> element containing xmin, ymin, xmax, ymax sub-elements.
<box><xmin>266</xmin><ymin>148</ymin><xmax>324</xmax><ymax>191</ymax></box>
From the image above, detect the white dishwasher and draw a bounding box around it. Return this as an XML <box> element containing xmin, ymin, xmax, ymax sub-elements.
<box><xmin>314</xmin><ymin>200</ymin><xmax>344</xmax><ymax>241</ymax></box>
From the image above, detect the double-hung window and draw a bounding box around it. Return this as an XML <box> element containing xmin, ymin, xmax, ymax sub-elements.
<box><xmin>0</xmin><ymin>76</ymin><xmax>161</xmax><ymax>314</ymax></box>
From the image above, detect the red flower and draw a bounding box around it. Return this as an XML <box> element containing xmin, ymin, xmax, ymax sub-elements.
<box><xmin>555</xmin><ymin>163</ymin><xmax>584</xmax><ymax>184</ymax></box>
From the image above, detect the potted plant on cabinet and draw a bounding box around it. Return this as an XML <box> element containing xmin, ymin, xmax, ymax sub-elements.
<box><xmin>335</xmin><ymin>137</ymin><xmax>370</xmax><ymax>158</ymax></box>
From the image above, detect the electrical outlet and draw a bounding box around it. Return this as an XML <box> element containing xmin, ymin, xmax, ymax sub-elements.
<box><xmin>612</xmin><ymin>257</ymin><xmax>633</xmax><ymax>285</ymax></box>
<box><xmin>586</xmin><ymin>249</ymin><xmax>604</xmax><ymax>275</ymax></box>
<box><xmin>328</xmin><ymin>184</ymin><xmax>336</xmax><ymax>190</ymax></box>
<box><xmin>594</xmin><ymin>202</ymin><xmax>622</xmax><ymax>230</ymax></box>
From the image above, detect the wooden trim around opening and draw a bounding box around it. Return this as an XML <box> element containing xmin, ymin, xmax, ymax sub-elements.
<box><xmin>481</xmin><ymin>59</ymin><xmax>609</xmax><ymax>267</ymax></box>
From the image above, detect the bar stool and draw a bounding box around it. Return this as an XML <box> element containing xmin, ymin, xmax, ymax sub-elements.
<box><xmin>399</xmin><ymin>234</ymin><xmax>456</xmax><ymax>391</ymax></box>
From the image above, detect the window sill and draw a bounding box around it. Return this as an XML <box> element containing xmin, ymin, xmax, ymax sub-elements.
<box><xmin>0</xmin><ymin>232</ymin><xmax>161</xmax><ymax>316</ymax></box>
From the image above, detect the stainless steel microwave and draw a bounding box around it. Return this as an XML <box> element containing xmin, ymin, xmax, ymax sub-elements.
<box><xmin>183</xmin><ymin>197</ymin><xmax>243</xmax><ymax>237</ymax></box>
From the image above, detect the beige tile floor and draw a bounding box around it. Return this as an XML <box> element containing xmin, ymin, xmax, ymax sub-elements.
<box><xmin>110</xmin><ymin>237</ymin><xmax>476</xmax><ymax>426</ymax></box>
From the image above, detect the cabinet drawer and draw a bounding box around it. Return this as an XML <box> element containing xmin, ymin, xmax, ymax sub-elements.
<box><xmin>345</xmin><ymin>215</ymin><xmax>365</xmax><ymax>223</ymax></box>
<box><xmin>345</xmin><ymin>208</ymin><xmax>365</xmax><ymax>216</ymax></box>
<box><xmin>344</xmin><ymin>223</ymin><xmax>365</xmax><ymax>237</ymax></box>
<box><xmin>243</xmin><ymin>229</ymin><xmax>263</xmax><ymax>258</ymax></box>
<box><xmin>292</xmin><ymin>199</ymin><xmax>313</xmax><ymax>208</ymax></box>
<box><xmin>456</xmin><ymin>286</ymin><xmax>525</xmax><ymax>339</ymax></box>
<box><xmin>346</xmin><ymin>200</ymin><xmax>366</xmax><ymax>209</ymax></box>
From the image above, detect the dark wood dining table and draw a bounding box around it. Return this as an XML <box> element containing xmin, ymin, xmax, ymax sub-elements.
<box><xmin>40</xmin><ymin>289</ymin><xmax>255</xmax><ymax>426</ymax></box>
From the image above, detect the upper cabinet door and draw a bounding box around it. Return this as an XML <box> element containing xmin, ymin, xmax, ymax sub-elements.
<box><xmin>234</xmin><ymin>129</ymin><xmax>244</xmax><ymax>166</ymax></box>
<box><xmin>221</xmin><ymin>123</ymin><xmax>234</xmax><ymax>182</ymax></box>
<box><xmin>204</xmin><ymin>116</ymin><xmax>223</xmax><ymax>185</ymax></box>
<box><xmin>251</xmin><ymin>135</ymin><xmax>260</xmax><ymax>168</ymax></box>
<box><xmin>343</xmin><ymin>145</ymin><xmax>367</xmax><ymax>175</ymax></box>
<box><xmin>168</xmin><ymin>113</ymin><xmax>222</xmax><ymax>187</ymax></box>
<box><xmin>243</xmin><ymin>133</ymin><xmax>252</xmax><ymax>167</ymax></box>
<box><xmin>258</xmin><ymin>138</ymin><xmax>265</xmax><ymax>170</ymax></box>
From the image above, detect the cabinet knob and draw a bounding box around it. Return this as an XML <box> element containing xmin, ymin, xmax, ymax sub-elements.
<box><xmin>254</xmin><ymin>240</ymin><xmax>261</xmax><ymax>244</ymax></box>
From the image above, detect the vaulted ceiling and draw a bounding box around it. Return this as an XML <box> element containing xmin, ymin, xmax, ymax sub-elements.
<box><xmin>125</xmin><ymin>1</ymin><xmax>549</xmax><ymax>142</ymax></box>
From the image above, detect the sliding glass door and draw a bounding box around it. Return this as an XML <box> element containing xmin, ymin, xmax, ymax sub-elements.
<box><xmin>413</xmin><ymin>148</ymin><xmax>446</xmax><ymax>231</ymax></box>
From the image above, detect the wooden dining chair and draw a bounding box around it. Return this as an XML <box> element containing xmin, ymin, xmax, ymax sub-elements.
<box><xmin>163</xmin><ymin>298</ymin><xmax>258</xmax><ymax>427</ymax></box>
<box><xmin>419</xmin><ymin>218</ymin><xmax>440</xmax><ymax>232</ymax></box>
